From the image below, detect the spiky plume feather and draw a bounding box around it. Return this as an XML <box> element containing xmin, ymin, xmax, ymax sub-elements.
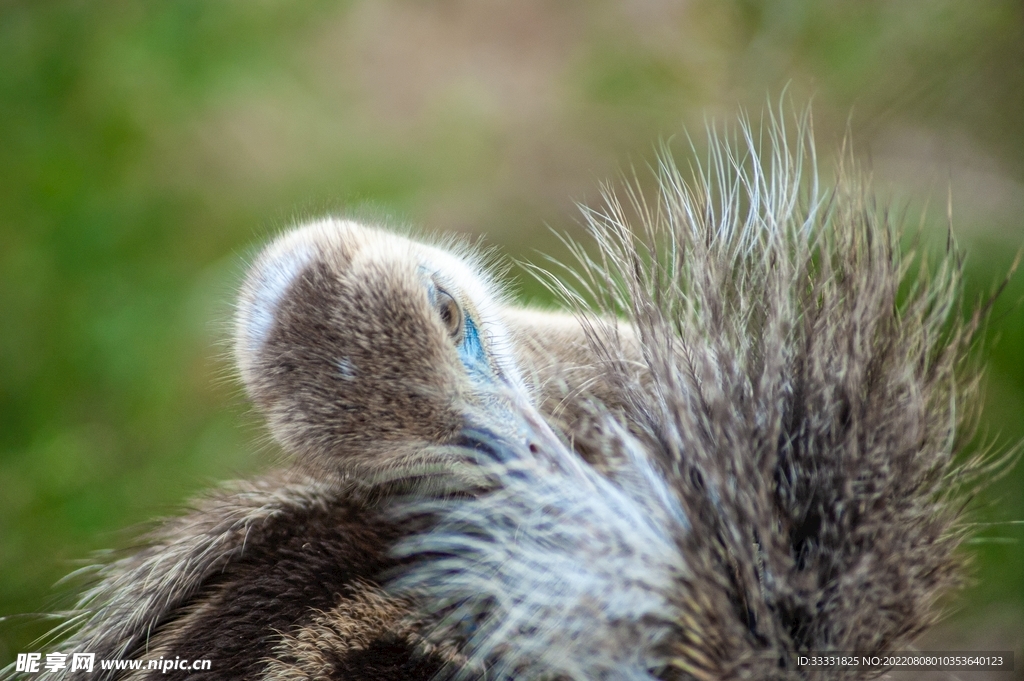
<box><xmin>394</xmin><ymin>109</ymin><xmax>992</xmax><ymax>680</ymax></box>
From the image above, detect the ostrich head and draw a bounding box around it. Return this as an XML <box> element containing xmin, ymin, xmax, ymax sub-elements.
<box><xmin>234</xmin><ymin>219</ymin><xmax>564</xmax><ymax>485</ymax></box>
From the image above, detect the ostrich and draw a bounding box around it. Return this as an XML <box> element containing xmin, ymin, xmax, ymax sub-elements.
<box><xmin>9</xmin><ymin>115</ymin><xmax>1005</xmax><ymax>681</ymax></box>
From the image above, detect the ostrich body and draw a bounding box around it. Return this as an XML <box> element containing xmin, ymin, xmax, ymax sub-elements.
<box><xmin>10</xmin><ymin>118</ymin><xmax>996</xmax><ymax>681</ymax></box>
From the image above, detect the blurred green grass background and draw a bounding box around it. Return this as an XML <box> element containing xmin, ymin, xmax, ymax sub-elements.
<box><xmin>1</xmin><ymin>0</ymin><xmax>1022</xmax><ymax>667</ymax></box>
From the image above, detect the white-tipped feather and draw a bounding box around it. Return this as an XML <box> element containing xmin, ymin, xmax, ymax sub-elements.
<box><xmin>394</xmin><ymin>415</ymin><xmax>687</xmax><ymax>681</ymax></box>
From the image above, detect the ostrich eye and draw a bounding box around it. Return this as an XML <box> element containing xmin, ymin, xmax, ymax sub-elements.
<box><xmin>435</xmin><ymin>288</ymin><xmax>464</xmax><ymax>342</ymax></box>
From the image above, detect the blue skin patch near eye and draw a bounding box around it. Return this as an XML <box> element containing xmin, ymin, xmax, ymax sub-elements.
<box><xmin>422</xmin><ymin>270</ymin><xmax>496</xmax><ymax>385</ymax></box>
<box><xmin>458</xmin><ymin>315</ymin><xmax>493</xmax><ymax>384</ymax></box>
